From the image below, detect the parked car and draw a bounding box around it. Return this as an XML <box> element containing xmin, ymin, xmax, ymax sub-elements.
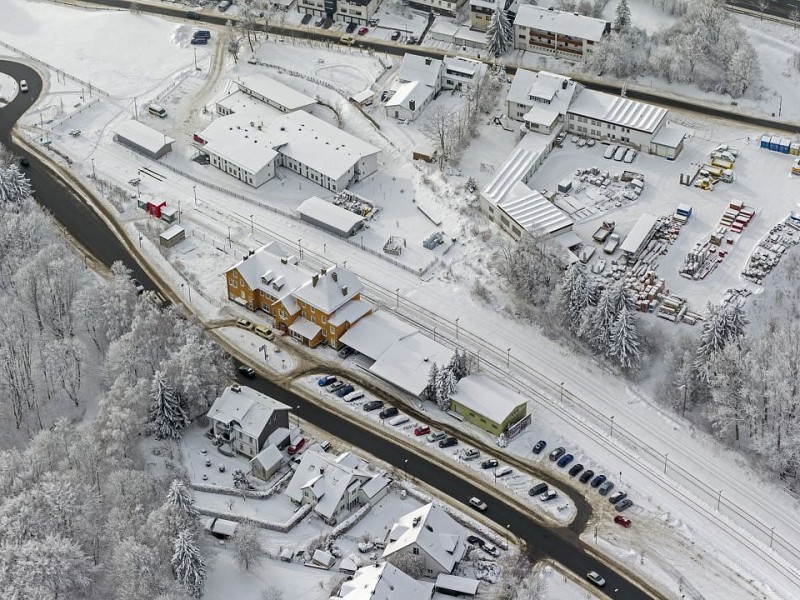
<box><xmin>528</xmin><ymin>482</ymin><xmax>548</xmax><ymax>496</ymax></box>
<box><xmin>343</xmin><ymin>389</ymin><xmax>364</xmax><ymax>402</ymax></box>
<box><xmin>19</xmin><ymin>157</ymin><xmax>30</xmax><ymax>168</ymax></box>
<box><xmin>328</xmin><ymin>381</ymin><xmax>347</xmax><ymax>393</ymax></box>
<box><xmin>217</xmin><ymin>0</ymin><xmax>232</xmax><ymax>11</ymax></box>
<box><xmin>461</xmin><ymin>448</ymin><xmax>480</xmax><ymax>461</ymax></box>
<box><xmin>237</xmin><ymin>365</ymin><xmax>256</xmax><ymax>378</ymax></box>
<box><xmin>615</xmin><ymin>499</ymin><xmax>633</xmax><ymax>512</ymax></box>
<box><xmin>603</xmin><ymin>144</ymin><xmax>618</xmax><ymax>159</ymax></box>
<box><xmin>624</xmin><ymin>148</ymin><xmax>637</xmax><ymax>163</ymax></box>
<box><xmin>468</xmin><ymin>497</ymin><xmax>487</xmax><ymax>512</ymax></box>
<box><xmin>556</xmin><ymin>454</ymin><xmax>574</xmax><ymax>468</ymax></box>
<box><xmin>357</xmin><ymin>26</ymin><xmax>368</xmax><ymax>35</ymax></box>
<box><xmin>613</xmin><ymin>146</ymin><xmax>627</xmax><ymax>161</ymax></box>
<box><xmin>586</xmin><ymin>571</ymin><xmax>606</xmax><ymax>588</ymax></box>
<box><xmin>315</xmin><ymin>16</ymin><xmax>326</xmax><ymax>26</ymax></box>
<box><xmin>438</xmin><ymin>436</ymin><xmax>458</xmax><ymax>448</ymax></box>
<box><xmin>427</xmin><ymin>431</ymin><xmax>446</xmax><ymax>443</ymax></box>
<box><xmin>391</xmin><ymin>30</ymin><xmax>401</xmax><ymax>40</ymax></box>
<box><xmin>481</xmin><ymin>459</ymin><xmax>499</xmax><ymax>469</ymax></box>
<box><xmin>362</xmin><ymin>400</ymin><xmax>383</xmax><ymax>412</ymax></box>
<box><xmin>532</xmin><ymin>440</ymin><xmax>547</xmax><ymax>455</ymax></box>
<box><xmin>131</xmin><ymin>279</ymin><xmax>145</xmax><ymax>295</ymax></box>
<box><xmin>549</xmin><ymin>447</ymin><xmax>566</xmax><ymax>461</ymax></box>
<box><xmin>379</xmin><ymin>406</ymin><xmax>399</xmax><ymax>420</ymax></box>
<box><xmin>568</xmin><ymin>463</ymin><xmax>584</xmax><ymax>477</ymax></box>
<box><xmin>254</xmin><ymin>325</ymin><xmax>274</xmax><ymax>340</ymax></box>
<box><xmin>598</xmin><ymin>480</ymin><xmax>615</xmax><ymax>495</ymax></box>
<box><xmin>317</xmin><ymin>375</ymin><xmax>336</xmax><ymax>386</ymax></box>
<box><xmin>301</xmin><ymin>13</ymin><xmax>313</xmax><ymax>24</ymax></box>
<box><xmin>614</xmin><ymin>515</ymin><xmax>632</xmax><ymax>528</ymax></box>
<box><xmin>236</xmin><ymin>318</ymin><xmax>254</xmax><ymax>331</ymax></box>
<box><xmin>494</xmin><ymin>466</ymin><xmax>512</xmax><ymax>478</ymax></box>
<box><xmin>579</xmin><ymin>470</ymin><xmax>595</xmax><ymax>484</ymax></box>
<box><xmin>339</xmin><ymin>35</ymin><xmax>356</xmax><ymax>46</ymax></box>
<box><xmin>335</xmin><ymin>385</ymin><xmax>355</xmax><ymax>398</ymax></box>
<box><xmin>338</xmin><ymin>346</ymin><xmax>355</xmax><ymax>359</ymax></box>
<box><xmin>608</xmin><ymin>491</ymin><xmax>627</xmax><ymax>504</ymax></box>
<box><xmin>19</xmin><ymin>80</ymin><xmax>28</xmax><ymax>93</ymax></box>
<box><xmin>287</xmin><ymin>437</ymin><xmax>306</xmax><ymax>455</ymax></box>
<box><xmin>539</xmin><ymin>490</ymin><xmax>558</xmax><ymax>502</ymax></box>
<box><xmin>414</xmin><ymin>425</ymin><xmax>431</xmax><ymax>436</ymax></box>
<box><xmin>346</xmin><ymin>21</ymin><xmax>357</xmax><ymax>33</ymax></box>
<box><xmin>467</xmin><ymin>535</ymin><xmax>485</xmax><ymax>547</ymax></box>
<box><xmin>190</xmin><ymin>37</ymin><xmax>208</xmax><ymax>45</ymax></box>
<box><xmin>590</xmin><ymin>474</ymin><xmax>607</xmax><ymax>488</ymax></box>
<box><xmin>388</xmin><ymin>414</ymin><xmax>409</xmax><ymax>426</ymax></box>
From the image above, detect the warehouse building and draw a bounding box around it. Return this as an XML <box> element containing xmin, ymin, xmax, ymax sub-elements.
<box><xmin>297</xmin><ymin>196</ymin><xmax>365</xmax><ymax>237</ymax></box>
<box><xmin>114</xmin><ymin>120</ymin><xmax>174</xmax><ymax>159</ymax></box>
<box><xmin>234</xmin><ymin>74</ymin><xmax>317</xmax><ymax>113</ymax></box>
<box><xmin>449</xmin><ymin>374</ymin><xmax>528</xmax><ymax>436</ymax></box>
<box><xmin>620</xmin><ymin>213</ymin><xmax>659</xmax><ymax>261</ymax></box>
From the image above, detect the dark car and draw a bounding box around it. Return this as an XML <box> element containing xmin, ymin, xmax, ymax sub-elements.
<box><xmin>532</xmin><ymin>440</ymin><xmax>546</xmax><ymax>455</ymax></box>
<box><xmin>548</xmin><ymin>447</ymin><xmax>566</xmax><ymax>461</ymax></box>
<box><xmin>391</xmin><ymin>30</ymin><xmax>401</xmax><ymax>41</ymax></box>
<box><xmin>556</xmin><ymin>454</ymin><xmax>574</xmax><ymax>468</ymax></box>
<box><xmin>590</xmin><ymin>474</ymin><xmax>607</xmax><ymax>488</ymax></box>
<box><xmin>481</xmin><ymin>459</ymin><xmax>498</xmax><ymax>469</ymax></box>
<box><xmin>335</xmin><ymin>384</ymin><xmax>355</xmax><ymax>397</ymax></box>
<box><xmin>598</xmin><ymin>480</ymin><xmax>615</xmax><ymax>495</ymax></box>
<box><xmin>346</xmin><ymin>21</ymin><xmax>357</xmax><ymax>33</ymax></box>
<box><xmin>579</xmin><ymin>470</ymin><xmax>595</xmax><ymax>484</ymax></box>
<box><xmin>438</xmin><ymin>436</ymin><xmax>458</xmax><ymax>448</ymax></box>
<box><xmin>528</xmin><ymin>482</ymin><xmax>548</xmax><ymax>496</ymax></box>
<box><xmin>190</xmin><ymin>38</ymin><xmax>208</xmax><ymax>45</ymax></box>
<box><xmin>317</xmin><ymin>375</ymin><xmax>336</xmax><ymax>386</ymax></box>
<box><xmin>609</xmin><ymin>491</ymin><xmax>627</xmax><ymax>504</ymax></box>
<box><xmin>379</xmin><ymin>406</ymin><xmax>399</xmax><ymax>420</ymax></box>
<box><xmin>363</xmin><ymin>400</ymin><xmax>384</xmax><ymax>412</ymax></box>
<box><xmin>301</xmin><ymin>13</ymin><xmax>313</xmax><ymax>24</ymax></box>
<box><xmin>328</xmin><ymin>381</ymin><xmax>346</xmax><ymax>393</ymax></box>
<box><xmin>237</xmin><ymin>365</ymin><xmax>256</xmax><ymax>378</ymax></box>
<box><xmin>193</xmin><ymin>30</ymin><xmax>211</xmax><ymax>38</ymax></box>
<box><xmin>20</xmin><ymin>157</ymin><xmax>30</xmax><ymax>168</ymax></box>
<box><xmin>568</xmin><ymin>463</ymin><xmax>584</xmax><ymax>477</ymax></box>
<box><xmin>467</xmin><ymin>535</ymin><xmax>485</xmax><ymax>547</ymax></box>
<box><xmin>615</xmin><ymin>499</ymin><xmax>633</xmax><ymax>512</ymax></box>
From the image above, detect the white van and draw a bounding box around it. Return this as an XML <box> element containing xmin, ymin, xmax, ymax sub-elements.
<box><xmin>388</xmin><ymin>414</ymin><xmax>409</xmax><ymax>427</ymax></box>
<box><xmin>148</xmin><ymin>104</ymin><xmax>167</xmax><ymax>118</ymax></box>
<box><xmin>603</xmin><ymin>144</ymin><xmax>618</xmax><ymax>159</ymax></box>
<box><xmin>495</xmin><ymin>465</ymin><xmax>513</xmax><ymax>477</ymax></box>
<box><xmin>343</xmin><ymin>389</ymin><xmax>364</xmax><ymax>402</ymax></box>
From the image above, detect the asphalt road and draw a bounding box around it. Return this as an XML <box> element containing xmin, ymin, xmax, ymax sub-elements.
<box><xmin>0</xmin><ymin>60</ymin><xmax>658</xmax><ymax>600</ymax></box>
<box><xmin>727</xmin><ymin>0</ymin><xmax>800</xmax><ymax>20</ymax></box>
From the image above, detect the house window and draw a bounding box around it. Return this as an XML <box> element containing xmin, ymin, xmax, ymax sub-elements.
<box><xmin>412</xmin><ymin>547</ymin><xmax>420</xmax><ymax>555</ymax></box>
<box><xmin>229</xmin><ymin>278</ymin><xmax>237</xmax><ymax>288</ymax></box>
<box><xmin>330</xmin><ymin>325</ymin><xmax>335</xmax><ymax>333</ymax></box>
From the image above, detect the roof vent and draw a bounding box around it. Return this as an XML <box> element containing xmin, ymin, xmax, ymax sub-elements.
<box><xmin>280</xmin><ymin>256</ymin><xmax>288</xmax><ymax>265</ymax></box>
<box><xmin>425</xmin><ymin>524</ymin><xmax>433</xmax><ymax>532</ymax></box>
<box><xmin>341</xmin><ymin>286</ymin><xmax>348</xmax><ymax>296</ymax></box>
<box><xmin>312</xmin><ymin>274</ymin><xmax>319</xmax><ymax>287</ymax></box>
<box><xmin>231</xmin><ymin>384</ymin><xmax>241</xmax><ymax>393</ymax></box>
<box><xmin>331</xmin><ymin>272</ymin><xmax>338</xmax><ymax>282</ymax></box>
<box><xmin>412</xmin><ymin>516</ymin><xmax>421</xmax><ymax>527</ymax></box>
<box><xmin>321</xmin><ymin>267</ymin><xmax>327</xmax><ymax>276</ymax></box>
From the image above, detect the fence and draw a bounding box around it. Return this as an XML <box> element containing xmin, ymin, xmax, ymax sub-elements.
<box><xmin>50</xmin><ymin>97</ymin><xmax>100</xmax><ymax>128</ymax></box>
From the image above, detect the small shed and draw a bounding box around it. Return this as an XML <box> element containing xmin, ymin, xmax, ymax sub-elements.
<box><xmin>160</xmin><ymin>205</ymin><xmax>178</xmax><ymax>224</ymax></box>
<box><xmin>412</xmin><ymin>143</ymin><xmax>437</xmax><ymax>163</ymax></box>
<box><xmin>350</xmin><ymin>89</ymin><xmax>374</xmax><ymax>107</ymax></box>
<box><xmin>435</xmin><ymin>574</ymin><xmax>480</xmax><ymax>597</ymax></box>
<box><xmin>297</xmin><ymin>196</ymin><xmax>365</xmax><ymax>238</ymax></box>
<box><xmin>250</xmin><ymin>444</ymin><xmax>283</xmax><ymax>481</ymax></box>
<box><xmin>204</xmin><ymin>517</ymin><xmax>238</xmax><ymax>539</ymax></box>
<box><xmin>114</xmin><ymin>120</ymin><xmax>174</xmax><ymax>159</ymax></box>
<box><xmin>159</xmin><ymin>224</ymin><xmax>186</xmax><ymax>248</ymax></box>
<box><xmin>139</xmin><ymin>199</ymin><xmax>166</xmax><ymax>218</ymax></box>
<box><xmin>308</xmin><ymin>549</ymin><xmax>335</xmax><ymax>570</ymax></box>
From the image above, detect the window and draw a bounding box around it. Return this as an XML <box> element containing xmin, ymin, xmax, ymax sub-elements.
<box><xmin>330</xmin><ymin>325</ymin><xmax>335</xmax><ymax>333</ymax></box>
<box><xmin>412</xmin><ymin>547</ymin><xmax>420</xmax><ymax>555</ymax></box>
<box><xmin>320</xmin><ymin>316</ymin><xmax>327</xmax><ymax>324</ymax></box>
<box><xmin>229</xmin><ymin>278</ymin><xmax>237</xmax><ymax>288</ymax></box>
<box><xmin>500</xmin><ymin>215</ymin><xmax>510</xmax><ymax>226</ymax></box>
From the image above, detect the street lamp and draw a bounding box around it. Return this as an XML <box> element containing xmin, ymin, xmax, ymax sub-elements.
<box><xmin>717</xmin><ymin>489</ymin><xmax>722</xmax><ymax>511</ymax></box>
<box><xmin>403</xmin><ymin>458</ymin><xmax>408</xmax><ymax>479</ymax></box>
<box><xmin>180</xmin><ymin>283</ymin><xmax>192</xmax><ymax>302</ymax></box>
<box><xmin>298</xmin><ymin>238</ymin><xmax>302</xmax><ymax>258</ymax></box>
<box><xmin>559</xmin><ymin>382</ymin><xmax>565</xmax><ymax>403</ymax></box>
<box><xmin>396</xmin><ymin>287</ymin><xmax>400</xmax><ymax>308</ymax></box>
<box><xmin>506</xmin><ymin>347</ymin><xmax>511</xmax><ymax>369</ymax></box>
<box><xmin>432</xmin><ymin>325</ymin><xmax>437</xmax><ymax>341</ymax></box>
<box><xmin>250</xmin><ymin>214</ymin><xmax>254</xmax><ymax>233</ymax></box>
<box><xmin>770</xmin><ymin>526</ymin><xmax>775</xmax><ymax>549</ymax></box>
<box><xmin>614</xmin><ymin>588</ymin><xmax>619</xmax><ymax>599</ymax></box>
<box><xmin>91</xmin><ymin>158</ymin><xmax>96</xmax><ymax>179</ymax></box>
<box><xmin>679</xmin><ymin>383</ymin><xmax>688</xmax><ymax>418</ymax></box>
<box><xmin>664</xmin><ymin>453</ymin><xmax>669</xmax><ymax>474</ymax></box>
<box><xmin>296</xmin><ymin>405</ymin><xmax>301</xmax><ymax>429</ymax></box>
<box><xmin>455</xmin><ymin>318</ymin><xmax>460</xmax><ymax>340</ymax></box>
<box><xmin>610</xmin><ymin>415</ymin><xmax>615</xmax><ymax>437</ymax></box>
<box><xmin>193</xmin><ymin>185</ymin><xmax>197</xmax><ymax>205</ymax></box>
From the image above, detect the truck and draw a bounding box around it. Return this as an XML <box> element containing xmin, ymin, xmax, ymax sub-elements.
<box><xmin>592</xmin><ymin>220</ymin><xmax>615</xmax><ymax>242</ymax></box>
<box><xmin>711</xmin><ymin>158</ymin><xmax>734</xmax><ymax>171</ymax></box>
<box><xmin>603</xmin><ymin>233</ymin><xmax>621</xmax><ymax>254</ymax></box>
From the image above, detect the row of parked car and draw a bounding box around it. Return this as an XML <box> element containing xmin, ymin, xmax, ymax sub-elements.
<box><xmin>533</xmin><ymin>440</ymin><xmax>634</xmax><ymax>514</ymax></box>
<box><xmin>603</xmin><ymin>143</ymin><xmax>637</xmax><ymax>163</ymax></box>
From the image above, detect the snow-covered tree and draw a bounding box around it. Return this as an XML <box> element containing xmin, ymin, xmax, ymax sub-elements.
<box><xmin>111</xmin><ymin>537</ymin><xmax>166</xmax><ymax>600</ymax></box>
<box><xmin>233</xmin><ymin>521</ymin><xmax>266</xmax><ymax>570</ymax></box>
<box><xmin>435</xmin><ymin>366</ymin><xmax>458</xmax><ymax>411</ymax></box>
<box><xmin>448</xmin><ymin>348</ymin><xmax>471</xmax><ymax>381</ymax></box>
<box><xmin>560</xmin><ymin>262</ymin><xmax>590</xmax><ymax>334</ymax></box>
<box><xmin>723</xmin><ymin>44</ymin><xmax>760</xmax><ymax>97</ymax></box>
<box><xmin>95</xmin><ymin>377</ymin><xmax>149</xmax><ymax>461</ymax></box>
<box><xmin>0</xmin><ymin>162</ymin><xmax>33</xmax><ymax>205</ymax></box>
<box><xmin>614</xmin><ymin>0</ymin><xmax>631</xmax><ymax>31</ymax></box>
<box><xmin>585</xmin><ymin>26</ymin><xmax>650</xmax><ymax>79</ymax></box>
<box><xmin>40</xmin><ymin>338</ymin><xmax>86</xmax><ymax>407</ymax></box>
<box><xmin>486</xmin><ymin>2</ymin><xmax>513</xmax><ymax>56</ymax></box>
<box><xmin>149</xmin><ymin>371</ymin><xmax>189</xmax><ymax>441</ymax></box>
<box><xmin>233</xmin><ymin>469</ymin><xmax>254</xmax><ymax>490</ymax></box>
<box><xmin>608</xmin><ymin>306</ymin><xmax>641</xmax><ymax>369</ymax></box>
<box><xmin>424</xmin><ymin>363</ymin><xmax>439</xmax><ymax>403</ymax></box>
<box><xmin>586</xmin><ymin>288</ymin><xmax>616</xmax><ymax>352</ymax></box>
<box><xmin>172</xmin><ymin>529</ymin><xmax>206</xmax><ymax>598</ymax></box>
<box><xmin>166</xmin><ymin>479</ymin><xmax>199</xmax><ymax>529</ymax></box>
<box><xmin>695</xmin><ymin>302</ymin><xmax>747</xmax><ymax>381</ymax></box>
<box><xmin>709</xmin><ymin>342</ymin><xmax>751</xmax><ymax>442</ymax></box>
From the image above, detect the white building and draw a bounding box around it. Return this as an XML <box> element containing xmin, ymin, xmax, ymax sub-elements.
<box><xmin>195</xmin><ymin>108</ymin><xmax>380</xmax><ymax>190</ymax></box>
<box><xmin>335</xmin><ymin>563</ymin><xmax>434</xmax><ymax>600</ymax></box>
<box><xmin>297</xmin><ymin>0</ymin><xmax>382</xmax><ymax>25</ymax></box>
<box><xmin>284</xmin><ymin>448</ymin><xmax>390</xmax><ymax>524</ymax></box>
<box><xmin>407</xmin><ymin>0</ymin><xmax>466</xmax><ymax>17</ymax></box>
<box><xmin>207</xmin><ymin>385</ymin><xmax>291</xmax><ymax>458</ymax></box>
<box><xmin>513</xmin><ymin>5</ymin><xmax>610</xmax><ymax>60</ymax></box>
<box><xmin>382</xmin><ymin>503</ymin><xmax>466</xmax><ymax>576</ymax></box>
<box><xmin>386</xmin><ymin>54</ymin><xmax>443</xmax><ymax>121</ymax></box>
<box><xmin>506</xmin><ymin>69</ymin><xmax>582</xmax><ymax>134</ymax></box>
<box><xmin>235</xmin><ymin>74</ymin><xmax>317</xmax><ymax>113</ymax></box>
<box><xmin>398</xmin><ymin>54</ymin><xmax>443</xmax><ymax>92</ymax></box>
<box><xmin>441</xmin><ymin>56</ymin><xmax>486</xmax><ymax>90</ymax></box>
<box><xmin>297</xmin><ymin>196</ymin><xmax>365</xmax><ymax>237</ymax></box>
<box><xmin>114</xmin><ymin>120</ymin><xmax>174</xmax><ymax>159</ymax></box>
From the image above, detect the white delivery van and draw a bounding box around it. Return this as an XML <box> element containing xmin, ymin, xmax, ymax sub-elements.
<box><xmin>148</xmin><ymin>104</ymin><xmax>167</xmax><ymax>118</ymax></box>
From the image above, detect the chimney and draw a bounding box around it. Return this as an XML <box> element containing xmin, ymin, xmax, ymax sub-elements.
<box><xmin>321</xmin><ymin>267</ymin><xmax>327</xmax><ymax>276</ymax></box>
<box><xmin>249</xmin><ymin>249</ymin><xmax>255</xmax><ymax>256</ymax></box>
<box><xmin>425</xmin><ymin>57</ymin><xmax>432</xmax><ymax>65</ymax></box>
<box><xmin>409</xmin><ymin>99</ymin><xmax>416</xmax><ymax>111</ymax></box>
<box><xmin>341</xmin><ymin>286</ymin><xmax>348</xmax><ymax>296</ymax></box>
<box><xmin>312</xmin><ymin>274</ymin><xmax>319</xmax><ymax>287</ymax></box>
<box><xmin>562</xmin><ymin>79</ymin><xmax>568</xmax><ymax>90</ymax></box>
<box><xmin>331</xmin><ymin>271</ymin><xmax>338</xmax><ymax>282</ymax></box>
<box><xmin>231</xmin><ymin>384</ymin><xmax>241</xmax><ymax>393</ymax></box>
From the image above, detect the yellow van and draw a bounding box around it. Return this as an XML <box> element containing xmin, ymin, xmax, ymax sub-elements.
<box><xmin>254</xmin><ymin>325</ymin><xmax>275</xmax><ymax>340</ymax></box>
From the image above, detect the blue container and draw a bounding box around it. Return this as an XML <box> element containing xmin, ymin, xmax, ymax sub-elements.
<box><xmin>760</xmin><ymin>135</ymin><xmax>771</xmax><ymax>148</ymax></box>
<box><xmin>779</xmin><ymin>137</ymin><xmax>791</xmax><ymax>154</ymax></box>
<box><xmin>769</xmin><ymin>136</ymin><xmax>780</xmax><ymax>151</ymax></box>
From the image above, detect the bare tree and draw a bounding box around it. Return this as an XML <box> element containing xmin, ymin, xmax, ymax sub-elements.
<box><xmin>233</xmin><ymin>521</ymin><xmax>267</xmax><ymax>570</ymax></box>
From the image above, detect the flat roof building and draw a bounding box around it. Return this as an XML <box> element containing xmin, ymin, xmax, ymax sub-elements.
<box><xmin>449</xmin><ymin>374</ymin><xmax>528</xmax><ymax>436</ymax></box>
<box><xmin>513</xmin><ymin>5</ymin><xmax>610</xmax><ymax>60</ymax></box>
<box><xmin>620</xmin><ymin>213</ymin><xmax>659</xmax><ymax>261</ymax></box>
<box><xmin>297</xmin><ymin>196</ymin><xmax>365</xmax><ymax>237</ymax></box>
<box><xmin>114</xmin><ymin>120</ymin><xmax>174</xmax><ymax>159</ymax></box>
<box><xmin>235</xmin><ymin>74</ymin><xmax>317</xmax><ymax>113</ymax></box>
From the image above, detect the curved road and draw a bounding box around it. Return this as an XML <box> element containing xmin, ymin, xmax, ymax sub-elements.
<box><xmin>0</xmin><ymin>61</ymin><xmax>659</xmax><ymax>600</ymax></box>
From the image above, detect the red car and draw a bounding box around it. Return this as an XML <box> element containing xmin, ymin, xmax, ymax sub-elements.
<box><xmin>357</xmin><ymin>27</ymin><xmax>368</xmax><ymax>35</ymax></box>
<box><xmin>614</xmin><ymin>515</ymin><xmax>632</xmax><ymax>528</ymax></box>
<box><xmin>414</xmin><ymin>425</ymin><xmax>430</xmax><ymax>436</ymax></box>
<box><xmin>287</xmin><ymin>437</ymin><xmax>306</xmax><ymax>455</ymax></box>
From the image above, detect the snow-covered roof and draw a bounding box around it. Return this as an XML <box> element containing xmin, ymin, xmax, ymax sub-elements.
<box><xmin>470</xmin><ymin>0</ymin><xmax>495</xmax><ymax>9</ymax></box>
<box><xmin>361</xmin><ymin>473</ymin><xmax>390</xmax><ymax>500</ymax></box>
<box><xmin>236</xmin><ymin>74</ymin><xmax>317</xmax><ymax>112</ymax></box>
<box><xmin>429</xmin><ymin>19</ymin><xmax>460</xmax><ymax>37</ymax></box>
<box><xmin>382</xmin><ymin>503</ymin><xmax>466</xmax><ymax>573</ymax></box>
<box><xmin>285</xmin><ymin>448</ymin><xmax>375</xmax><ymax>520</ymax></box>
<box><xmin>114</xmin><ymin>119</ymin><xmax>174</xmax><ymax>154</ymax></box>
<box><xmin>435</xmin><ymin>574</ymin><xmax>480</xmax><ymax>595</ymax></box>
<box><xmin>369</xmin><ymin>332</ymin><xmax>454</xmax><ymax>397</ymax></box>
<box><xmin>328</xmin><ymin>299</ymin><xmax>374</xmax><ymax>327</ymax></box>
<box><xmin>288</xmin><ymin>317</ymin><xmax>322</xmax><ymax>340</ymax></box>
<box><xmin>507</xmin><ymin>69</ymin><xmax>580</xmax><ymax>114</ymax></box>
<box><xmin>227</xmin><ymin>242</ymin><xmax>314</xmax><ymax>306</ymax></box>
<box><xmin>339</xmin><ymin>311</ymin><xmax>418</xmax><ymax>360</ymax></box>
<box><xmin>398</xmin><ymin>53</ymin><xmax>443</xmax><ymax>88</ymax></box>
<box><xmin>523</xmin><ymin>106</ymin><xmax>559</xmax><ymax>127</ymax></box>
<box><xmin>293</xmin><ymin>265</ymin><xmax>364</xmax><ymax>315</ymax></box>
<box><xmin>499</xmin><ymin>181</ymin><xmax>573</xmax><ymax>237</ymax></box>
<box><xmin>207</xmin><ymin>385</ymin><xmax>291</xmax><ymax>439</ymax></box>
<box><xmin>568</xmin><ymin>89</ymin><xmax>667</xmax><ymax>134</ymax></box>
<box><xmin>216</xmin><ymin>89</ymin><xmax>267</xmax><ymax>116</ymax></box>
<box><xmin>197</xmin><ymin>114</ymin><xmax>280</xmax><ymax>174</ymax></box>
<box><xmin>312</xmin><ymin>549</ymin><xmax>336</xmax><ymax>569</ymax></box>
<box><xmin>442</xmin><ymin>56</ymin><xmax>484</xmax><ymax>79</ymax></box>
<box><xmin>453</xmin><ymin>26</ymin><xmax>489</xmax><ymax>46</ymax></box>
<box><xmin>297</xmin><ymin>196</ymin><xmax>365</xmax><ymax>234</ymax></box>
<box><xmin>159</xmin><ymin>224</ymin><xmax>185</xmax><ymax>241</ymax></box>
<box><xmin>386</xmin><ymin>80</ymin><xmax>435</xmax><ymax>111</ymax></box>
<box><xmin>337</xmin><ymin>563</ymin><xmax>434</xmax><ymax>600</ymax></box>
<box><xmin>350</xmin><ymin>89</ymin><xmax>375</xmax><ymax>104</ymax></box>
<box><xmin>514</xmin><ymin>5</ymin><xmax>609</xmax><ymax>41</ymax></box>
<box><xmin>482</xmin><ymin>131</ymin><xmax>554</xmax><ymax>206</ymax></box>
<box><xmin>620</xmin><ymin>213</ymin><xmax>659</xmax><ymax>255</ymax></box>
<box><xmin>449</xmin><ymin>374</ymin><xmax>528</xmax><ymax>425</ymax></box>
<box><xmin>251</xmin><ymin>444</ymin><xmax>282</xmax><ymax>472</ymax></box>
<box><xmin>651</xmin><ymin>123</ymin><xmax>686</xmax><ymax>148</ymax></box>
<box><xmin>205</xmin><ymin>518</ymin><xmax>238</xmax><ymax>537</ymax></box>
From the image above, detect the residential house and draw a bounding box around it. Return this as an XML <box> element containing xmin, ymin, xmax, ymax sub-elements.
<box><xmin>382</xmin><ymin>503</ymin><xmax>466</xmax><ymax>576</ymax></box>
<box><xmin>506</xmin><ymin>69</ymin><xmax>582</xmax><ymax>134</ymax></box>
<box><xmin>250</xmin><ymin>444</ymin><xmax>283</xmax><ymax>481</ymax></box>
<box><xmin>407</xmin><ymin>0</ymin><xmax>466</xmax><ymax>17</ymax></box>
<box><xmin>284</xmin><ymin>448</ymin><xmax>390</xmax><ymax>524</ymax></box>
<box><xmin>441</xmin><ymin>56</ymin><xmax>486</xmax><ymax>91</ymax></box>
<box><xmin>386</xmin><ymin>54</ymin><xmax>442</xmax><ymax>122</ymax></box>
<box><xmin>513</xmin><ymin>5</ymin><xmax>610</xmax><ymax>60</ymax></box>
<box><xmin>469</xmin><ymin>0</ymin><xmax>518</xmax><ymax>32</ymax></box>
<box><xmin>334</xmin><ymin>563</ymin><xmax>434</xmax><ymax>600</ymax></box>
<box><xmin>449</xmin><ymin>374</ymin><xmax>528</xmax><ymax>436</ymax></box>
<box><xmin>297</xmin><ymin>0</ymin><xmax>382</xmax><ymax>25</ymax></box>
<box><xmin>206</xmin><ymin>384</ymin><xmax>291</xmax><ymax>458</ymax></box>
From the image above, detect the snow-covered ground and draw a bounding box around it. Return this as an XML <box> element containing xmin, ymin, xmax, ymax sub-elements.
<box><xmin>0</xmin><ymin>72</ymin><xmax>19</xmax><ymax>104</ymax></box>
<box><xmin>7</xmin><ymin>0</ymin><xmax>800</xmax><ymax>598</ymax></box>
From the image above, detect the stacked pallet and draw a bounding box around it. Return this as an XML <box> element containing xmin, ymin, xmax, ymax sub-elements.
<box><xmin>721</xmin><ymin>201</ymin><xmax>755</xmax><ymax>234</ymax></box>
<box><xmin>742</xmin><ymin>219</ymin><xmax>800</xmax><ymax>284</ymax></box>
<box><xmin>658</xmin><ymin>295</ymin><xmax>688</xmax><ymax>322</ymax></box>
